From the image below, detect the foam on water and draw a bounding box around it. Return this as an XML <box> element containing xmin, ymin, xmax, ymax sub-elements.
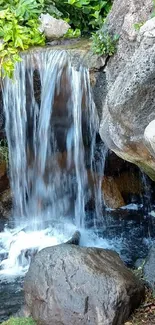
<box><xmin>0</xmin><ymin>222</ymin><xmax>124</xmax><ymax>277</ymax></box>
<box><xmin>0</xmin><ymin>48</ymin><xmax>109</xmax><ymax>275</ymax></box>
<box><xmin>0</xmin><ymin>223</ymin><xmax>74</xmax><ymax>276</ymax></box>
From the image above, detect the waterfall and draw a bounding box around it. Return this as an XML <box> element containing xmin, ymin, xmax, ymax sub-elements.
<box><xmin>2</xmin><ymin>49</ymin><xmax>99</xmax><ymax>231</ymax></box>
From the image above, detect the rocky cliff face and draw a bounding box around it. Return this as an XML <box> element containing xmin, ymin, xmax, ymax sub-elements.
<box><xmin>98</xmin><ymin>0</ymin><xmax>155</xmax><ymax>180</ymax></box>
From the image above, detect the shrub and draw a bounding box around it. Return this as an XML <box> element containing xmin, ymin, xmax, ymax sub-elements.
<box><xmin>0</xmin><ymin>0</ymin><xmax>45</xmax><ymax>78</ymax></box>
<box><xmin>91</xmin><ymin>28</ymin><xmax>119</xmax><ymax>56</ymax></box>
<box><xmin>44</xmin><ymin>0</ymin><xmax>112</xmax><ymax>33</ymax></box>
<box><xmin>0</xmin><ymin>0</ymin><xmax>113</xmax><ymax>78</ymax></box>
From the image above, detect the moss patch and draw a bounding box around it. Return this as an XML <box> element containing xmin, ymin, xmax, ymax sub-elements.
<box><xmin>1</xmin><ymin>318</ymin><xmax>36</xmax><ymax>325</ymax></box>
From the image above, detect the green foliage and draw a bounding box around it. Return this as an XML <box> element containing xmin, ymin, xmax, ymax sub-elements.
<box><xmin>44</xmin><ymin>0</ymin><xmax>112</xmax><ymax>33</ymax></box>
<box><xmin>0</xmin><ymin>0</ymin><xmax>113</xmax><ymax>78</ymax></box>
<box><xmin>0</xmin><ymin>139</ymin><xmax>8</xmax><ymax>163</ymax></box>
<box><xmin>0</xmin><ymin>0</ymin><xmax>45</xmax><ymax>78</ymax></box>
<box><xmin>1</xmin><ymin>317</ymin><xmax>36</xmax><ymax>325</ymax></box>
<box><xmin>134</xmin><ymin>22</ymin><xmax>144</xmax><ymax>31</ymax></box>
<box><xmin>91</xmin><ymin>28</ymin><xmax>119</xmax><ymax>56</ymax></box>
<box><xmin>64</xmin><ymin>28</ymin><xmax>81</xmax><ymax>38</ymax></box>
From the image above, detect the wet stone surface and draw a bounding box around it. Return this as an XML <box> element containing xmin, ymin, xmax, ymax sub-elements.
<box><xmin>0</xmin><ymin>208</ymin><xmax>155</xmax><ymax>322</ymax></box>
<box><xmin>0</xmin><ymin>277</ymin><xmax>24</xmax><ymax>323</ymax></box>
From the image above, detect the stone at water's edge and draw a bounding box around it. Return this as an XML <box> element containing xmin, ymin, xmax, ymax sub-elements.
<box><xmin>24</xmin><ymin>245</ymin><xmax>144</xmax><ymax>325</ymax></box>
<box><xmin>0</xmin><ymin>160</ymin><xmax>11</xmax><ymax>219</ymax></box>
<box><xmin>143</xmin><ymin>245</ymin><xmax>155</xmax><ymax>289</ymax></box>
<box><xmin>65</xmin><ymin>231</ymin><xmax>81</xmax><ymax>246</ymax></box>
<box><xmin>0</xmin><ymin>189</ymin><xmax>12</xmax><ymax>219</ymax></box>
<box><xmin>102</xmin><ymin>176</ymin><xmax>125</xmax><ymax>209</ymax></box>
<box><xmin>98</xmin><ymin>0</ymin><xmax>155</xmax><ymax>180</ymax></box>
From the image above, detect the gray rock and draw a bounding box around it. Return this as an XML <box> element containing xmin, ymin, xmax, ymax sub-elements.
<box><xmin>39</xmin><ymin>14</ymin><xmax>70</xmax><ymax>40</ymax></box>
<box><xmin>143</xmin><ymin>245</ymin><xmax>155</xmax><ymax>289</ymax></box>
<box><xmin>104</xmin><ymin>0</ymin><xmax>153</xmax><ymax>86</ymax></box>
<box><xmin>138</xmin><ymin>17</ymin><xmax>155</xmax><ymax>42</ymax></box>
<box><xmin>24</xmin><ymin>244</ymin><xmax>144</xmax><ymax>325</ymax></box>
<box><xmin>98</xmin><ymin>0</ymin><xmax>155</xmax><ymax>179</ymax></box>
<box><xmin>134</xmin><ymin>258</ymin><xmax>145</xmax><ymax>270</ymax></box>
<box><xmin>65</xmin><ymin>230</ymin><xmax>81</xmax><ymax>245</ymax></box>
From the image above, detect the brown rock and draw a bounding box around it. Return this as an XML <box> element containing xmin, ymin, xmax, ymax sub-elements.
<box><xmin>0</xmin><ymin>189</ymin><xmax>12</xmax><ymax>219</ymax></box>
<box><xmin>114</xmin><ymin>171</ymin><xmax>142</xmax><ymax>197</ymax></box>
<box><xmin>0</xmin><ymin>161</ymin><xmax>6</xmax><ymax>178</ymax></box>
<box><xmin>0</xmin><ymin>160</ymin><xmax>9</xmax><ymax>196</ymax></box>
<box><xmin>102</xmin><ymin>176</ymin><xmax>125</xmax><ymax>209</ymax></box>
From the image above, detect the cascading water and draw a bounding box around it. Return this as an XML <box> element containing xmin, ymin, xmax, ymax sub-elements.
<box><xmin>0</xmin><ymin>49</ymin><xmax>109</xmax><ymax>276</ymax></box>
<box><xmin>1</xmin><ymin>48</ymin><xmax>155</xmax><ymax>322</ymax></box>
<box><xmin>2</xmin><ymin>50</ymin><xmax>97</xmax><ymax>228</ymax></box>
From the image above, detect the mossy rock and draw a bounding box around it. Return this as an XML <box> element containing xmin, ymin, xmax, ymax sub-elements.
<box><xmin>1</xmin><ymin>318</ymin><xmax>36</xmax><ymax>325</ymax></box>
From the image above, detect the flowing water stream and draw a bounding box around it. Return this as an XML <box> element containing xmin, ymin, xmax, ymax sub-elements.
<box><xmin>0</xmin><ymin>48</ymin><xmax>155</xmax><ymax>321</ymax></box>
<box><xmin>0</xmin><ymin>49</ymin><xmax>106</xmax><ymax>276</ymax></box>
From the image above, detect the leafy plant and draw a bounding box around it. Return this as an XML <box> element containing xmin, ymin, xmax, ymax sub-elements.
<box><xmin>134</xmin><ymin>22</ymin><xmax>144</xmax><ymax>31</ymax></box>
<box><xmin>0</xmin><ymin>0</ymin><xmax>45</xmax><ymax>78</ymax></box>
<box><xmin>0</xmin><ymin>0</ymin><xmax>113</xmax><ymax>78</ymax></box>
<box><xmin>91</xmin><ymin>28</ymin><xmax>119</xmax><ymax>56</ymax></box>
<box><xmin>44</xmin><ymin>0</ymin><xmax>112</xmax><ymax>33</ymax></box>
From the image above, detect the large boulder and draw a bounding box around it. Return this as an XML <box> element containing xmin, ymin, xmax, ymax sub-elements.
<box><xmin>24</xmin><ymin>244</ymin><xmax>144</xmax><ymax>325</ymax></box>
<box><xmin>98</xmin><ymin>0</ymin><xmax>155</xmax><ymax>179</ymax></box>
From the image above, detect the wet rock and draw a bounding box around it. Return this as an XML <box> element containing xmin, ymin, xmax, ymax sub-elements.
<box><xmin>39</xmin><ymin>14</ymin><xmax>70</xmax><ymax>40</ymax></box>
<box><xmin>0</xmin><ymin>278</ymin><xmax>24</xmax><ymax>322</ymax></box>
<box><xmin>0</xmin><ymin>161</ymin><xmax>6</xmax><ymax>178</ymax></box>
<box><xmin>24</xmin><ymin>244</ymin><xmax>144</xmax><ymax>325</ymax></box>
<box><xmin>102</xmin><ymin>176</ymin><xmax>125</xmax><ymax>209</ymax></box>
<box><xmin>65</xmin><ymin>231</ymin><xmax>81</xmax><ymax>245</ymax></box>
<box><xmin>0</xmin><ymin>189</ymin><xmax>12</xmax><ymax>219</ymax></box>
<box><xmin>17</xmin><ymin>248</ymin><xmax>38</xmax><ymax>267</ymax></box>
<box><xmin>143</xmin><ymin>245</ymin><xmax>155</xmax><ymax>289</ymax></box>
<box><xmin>114</xmin><ymin>171</ymin><xmax>142</xmax><ymax>203</ymax></box>
<box><xmin>15</xmin><ymin>305</ymin><xmax>31</xmax><ymax>318</ymax></box>
<box><xmin>87</xmin><ymin>170</ymin><xmax>125</xmax><ymax>209</ymax></box>
<box><xmin>134</xmin><ymin>258</ymin><xmax>145</xmax><ymax>270</ymax></box>
<box><xmin>0</xmin><ymin>160</ymin><xmax>9</xmax><ymax>194</ymax></box>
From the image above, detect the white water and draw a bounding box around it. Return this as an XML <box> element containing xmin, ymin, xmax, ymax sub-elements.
<box><xmin>0</xmin><ymin>222</ymin><xmax>124</xmax><ymax>277</ymax></box>
<box><xmin>0</xmin><ymin>49</ymin><xmax>108</xmax><ymax>276</ymax></box>
<box><xmin>2</xmin><ymin>50</ymin><xmax>98</xmax><ymax>226</ymax></box>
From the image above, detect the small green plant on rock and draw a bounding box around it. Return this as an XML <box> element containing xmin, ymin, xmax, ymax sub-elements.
<box><xmin>134</xmin><ymin>22</ymin><xmax>144</xmax><ymax>31</ymax></box>
<box><xmin>1</xmin><ymin>317</ymin><xmax>36</xmax><ymax>325</ymax></box>
<box><xmin>92</xmin><ymin>29</ymin><xmax>119</xmax><ymax>56</ymax></box>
